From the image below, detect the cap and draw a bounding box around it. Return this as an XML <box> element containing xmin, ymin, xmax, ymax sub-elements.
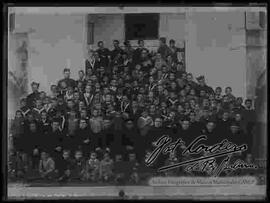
<box><xmin>196</xmin><ymin>75</ymin><xmax>205</xmax><ymax>81</ymax></box>
<box><xmin>63</xmin><ymin>68</ymin><xmax>70</xmax><ymax>72</ymax></box>
<box><xmin>123</xmin><ymin>40</ymin><xmax>130</xmax><ymax>46</ymax></box>
<box><xmin>159</xmin><ymin>37</ymin><xmax>166</xmax><ymax>43</ymax></box>
<box><xmin>31</xmin><ymin>81</ymin><xmax>39</xmax><ymax>86</ymax></box>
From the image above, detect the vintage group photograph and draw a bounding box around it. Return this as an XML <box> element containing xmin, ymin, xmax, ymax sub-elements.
<box><xmin>4</xmin><ymin>4</ymin><xmax>267</xmax><ymax>200</ymax></box>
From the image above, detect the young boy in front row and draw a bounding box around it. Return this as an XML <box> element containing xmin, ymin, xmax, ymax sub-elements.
<box><xmin>39</xmin><ymin>151</ymin><xmax>57</xmax><ymax>180</ymax></box>
<box><xmin>85</xmin><ymin>151</ymin><xmax>100</xmax><ymax>182</ymax></box>
<box><xmin>71</xmin><ymin>150</ymin><xmax>86</xmax><ymax>181</ymax></box>
<box><xmin>99</xmin><ymin>151</ymin><xmax>114</xmax><ymax>182</ymax></box>
<box><xmin>56</xmin><ymin>150</ymin><xmax>74</xmax><ymax>182</ymax></box>
<box><xmin>128</xmin><ymin>152</ymin><xmax>140</xmax><ymax>184</ymax></box>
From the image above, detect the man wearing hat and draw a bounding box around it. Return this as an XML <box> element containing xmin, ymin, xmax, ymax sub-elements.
<box><xmin>85</xmin><ymin>49</ymin><xmax>100</xmax><ymax>74</ymax></box>
<box><xmin>110</xmin><ymin>40</ymin><xmax>124</xmax><ymax>64</ymax></box>
<box><xmin>123</xmin><ymin>40</ymin><xmax>135</xmax><ymax>60</ymax></box>
<box><xmin>57</xmin><ymin>68</ymin><xmax>76</xmax><ymax>89</ymax></box>
<box><xmin>133</xmin><ymin>39</ymin><xmax>148</xmax><ymax>65</ymax></box>
<box><xmin>96</xmin><ymin>41</ymin><xmax>110</xmax><ymax>68</ymax></box>
<box><xmin>195</xmin><ymin>75</ymin><xmax>214</xmax><ymax>96</ymax></box>
<box><xmin>26</xmin><ymin>81</ymin><xmax>40</xmax><ymax>108</ymax></box>
<box><xmin>157</xmin><ymin>37</ymin><xmax>171</xmax><ymax>60</ymax></box>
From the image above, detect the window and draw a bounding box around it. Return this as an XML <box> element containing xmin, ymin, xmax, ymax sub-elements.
<box><xmin>125</xmin><ymin>13</ymin><xmax>159</xmax><ymax>40</ymax></box>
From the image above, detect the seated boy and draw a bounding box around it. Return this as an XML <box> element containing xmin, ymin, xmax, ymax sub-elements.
<box><xmin>127</xmin><ymin>152</ymin><xmax>140</xmax><ymax>184</ymax></box>
<box><xmin>39</xmin><ymin>151</ymin><xmax>57</xmax><ymax>180</ymax></box>
<box><xmin>164</xmin><ymin>152</ymin><xmax>180</xmax><ymax>177</ymax></box>
<box><xmin>113</xmin><ymin>154</ymin><xmax>135</xmax><ymax>184</ymax></box>
<box><xmin>85</xmin><ymin>151</ymin><xmax>100</xmax><ymax>182</ymax></box>
<box><xmin>99</xmin><ymin>151</ymin><xmax>114</xmax><ymax>182</ymax></box>
<box><xmin>71</xmin><ymin>150</ymin><xmax>86</xmax><ymax>181</ymax></box>
<box><xmin>55</xmin><ymin>150</ymin><xmax>74</xmax><ymax>182</ymax></box>
<box><xmin>137</xmin><ymin>150</ymin><xmax>156</xmax><ymax>182</ymax></box>
<box><xmin>8</xmin><ymin>149</ymin><xmax>28</xmax><ymax>180</ymax></box>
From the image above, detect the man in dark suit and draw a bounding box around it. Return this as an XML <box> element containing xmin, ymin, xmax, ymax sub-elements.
<box><xmin>123</xmin><ymin>40</ymin><xmax>135</xmax><ymax>60</ymax></box>
<box><xmin>242</xmin><ymin>99</ymin><xmax>256</xmax><ymax>134</ymax></box>
<box><xmin>195</xmin><ymin>75</ymin><xmax>215</xmax><ymax>96</ymax></box>
<box><xmin>157</xmin><ymin>37</ymin><xmax>171</xmax><ymax>60</ymax></box>
<box><xmin>169</xmin><ymin>39</ymin><xmax>183</xmax><ymax>63</ymax></box>
<box><xmin>96</xmin><ymin>41</ymin><xmax>110</xmax><ymax>69</ymax></box>
<box><xmin>85</xmin><ymin>49</ymin><xmax>100</xmax><ymax>74</ymax></box>
<box><xmin>57</xmin><ymin>68</ymin><xmax>76</xmax><ymax>89</ymax></box>
<box><xmin>122</xmin><ymin>119</ymin><xmax>142</xmax><ymax>162</ymax></box>
<box><xmin>126</xmin><ymin>100</ymin><xmax>142</xmax><ymax>123</ymax></box>
<box><xmin>41</xmin><ymin>120</ymin><xmax>64</xmax><ymax>159</ymax></box>
<box><xmin>74</xmin><ymin>119</ymin><xmax>92</xmax><ymax>157</ymax></box>
<box><xmin>133</xmin><ymin>40</ymin><xmax>148</xmax><ymax>64</ymax></box>
<box><xmin>110</xmin><ymin>40</ymin><xmax>124</xmax><ymax>65</ymax></box>
<box><xmin>216</xmin><ymin>111</ymin><xmax>232</xmax><ymax>135</ymax></box>
<box><xmin>26</xmin><ymin>82</ymin><xmax>40</xmax><ymax>109</ymax></box>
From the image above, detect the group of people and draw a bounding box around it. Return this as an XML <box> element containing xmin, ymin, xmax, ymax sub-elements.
<box><xmin>8</xmin><ymin>37</ymin><xmax>257</xmax><ymax>184</ymax></box>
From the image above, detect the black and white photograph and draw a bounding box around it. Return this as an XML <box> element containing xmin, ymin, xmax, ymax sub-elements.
<box><xmin>4</xmin><ymin>4</ymin><xmax>267</xmax><ymax>200</ymax></box>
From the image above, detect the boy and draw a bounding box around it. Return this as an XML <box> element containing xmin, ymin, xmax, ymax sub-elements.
<box><xmin>215</xmin><ymin>87</ymin><xmax>223</xmax><ymax>102</ymax></box>
<box><xmin>85</xmin><ymin>151</ymin><xmax>100</xmax><ymax>182</ymax></box>
<box><xmin>157</xmin><ymin>37</ymin><xmax>171</xmax><ymax>60</ymax></box>
<box><xmin>137</xmin><ymin>110</ymin><xmax>153</xmax><ymax>136</ymax></box>
<box><xmin>63</xmin><ymin>110</ymin><xmax>79</xmax><ymax>153</ymax></box>
<box><xmin>47</xmin><ymin>97</ymin><xmax>58</xmax><ymax>118</ymax></box>
<box><xmin>75</xmin><ymin>119</ymin><xmax>91</xmax><ymax>157</ymax></box>
<box><xmin>8</xmin><ymin>149</ymin><xmax>28</xmax><ymax>180</ymax></box>
<box><xmin>224</xmin><ymin>86</ymin><xmax>236</xmax><ymax>103</ymax></box>
<box><xmin>26</xmin><ymin>82</ymin><xmax>40</xmax><ymax>108</ymax></box>
<box><xmin>127</xmin><ymin>152</ymin><xmax>140</xmax><ymax>184</ymax></box>
<box><xmin>99</xmin><ymin>151</ymin><xmax>114</xmax><ymax>182</ymax></box>
<box><xmin>10</xmin><ymin>110</ymin><xmax>25</xmax><ymax>152</ymax></box>
<box><xmin>39</xmin><ymin>110</ymin><xmax>51</xmax><ymax>135</ymax></box>
<box><xmin>39</xmin><ymin>151</ymin><xmax>56</xmax><ymax>180</ymax></box>
<box><xmin>66</xmin><ymin>99</ymin><xmax>76</xmax><ymax>115</ymax></box>
<box><xmin>49</xmin><ymin>84</ymin><xmax>59</xmax><ymax>99</ymax></box>
<box><xmin>242</xmin><ymin>99</ymin><xmax>256</xmax><ymax>134</ymax></box>
<box><xmin>19</xmin><ymin>98</ymin><xmax>31</xmax><ymax>117</ymax></box>
<box><xmin>71</xmin><ymin>150</ymin><xmax>86</xmax><ymax>181</ymax></box>
<box><xmin>113</xmin><ymin>154</ymin><xmax>127</xmax><ymax>184</ymax></box>
<box><xmin>41</xmin><ymin>119</ymin><xmax>64</xmax><ymax>168</ymax></box>
<box><xmin>58</xmin><ymin>68</ymin><xmax>76</xmax><ymax>89</ymax></box>
<box><xmin>164</xmin><ymin>152</ymin><xmax>180</xmax><ymax>176</ymax></box>
<box><xmin>96</xmin><ymin>41</ymin><xmax>110</xmax><ymax>68</ymax></box>
<box><xmin>32</xmin><ymin>98</ymin><xmax>45</xmax><ymax>121</ymax></box>
<box><xmin>89</xmin><ymin>109</ymin><xmax>103</xmax><ymax>149</ymax></box>
<box><xmin>24</xmin><ymin>122</ymin><xmax>42</xmax><ymax>170</ymax></box>
<box><xmin>56</xmin><ymin>150</ymin><xmax>74</xmax><ymax>182</ymax></box>
<box><xmin>64</xmin><ymin>86</ymin><xmax>74</xmax><ymax>102</ymax></box>
<box><xmin>76</xmin><ymin>70</ymin><xmax>86</xmax><ymax>87</ymax></box>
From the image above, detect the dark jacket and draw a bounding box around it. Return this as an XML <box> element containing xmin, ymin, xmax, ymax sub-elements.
<box><xmin>96</xmin><ymin>48</ymin><xmax>110</xmax><ymax>67</ymax></box>
<box><xmin>26</xmin><ymin>91</ymin><xmax>40</xmax><ymax>108</ymax></box>
<box><xmin>85</xmin><ymin>59</ymin><xmax>100</xmax><ymax>73</ymax></box>
<box><xmin>58</xmin><ymin>78</ymin><xmax>76</xmax><ymax>89</ymax></box>
<box><xmin>41</xmin><ymin>129</ymin><xmax>64</xmax><ymax>153</ymax></box>
<box><xmin>74</xmin><ymin>127</ymin><xmax>92</xmax><ymax>154</ymax></box>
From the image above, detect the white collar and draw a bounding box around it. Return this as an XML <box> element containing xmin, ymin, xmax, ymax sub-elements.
<box><xmin>33</xmin><ymin>107</ymin><xmax>44</xmax><ymax>113</ymax></box>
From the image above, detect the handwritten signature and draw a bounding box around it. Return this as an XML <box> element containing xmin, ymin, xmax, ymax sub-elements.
<box><xmin>145</xmin><ymin>135</ymin><xmax>258</xmax><ymax>176</ymax></box>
